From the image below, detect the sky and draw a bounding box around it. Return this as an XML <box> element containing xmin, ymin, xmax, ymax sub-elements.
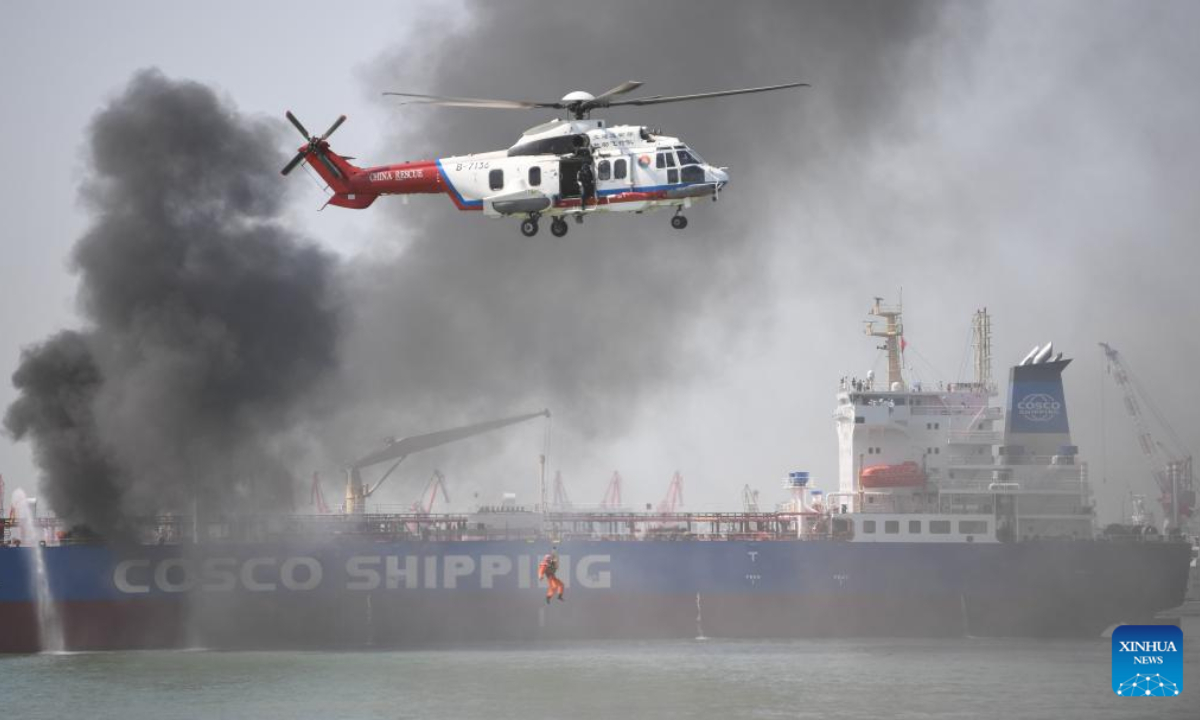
<box><xmin>1</xmin><ymin>0</ymin><xmax>1197</xmax><ymax>525</ymax></box>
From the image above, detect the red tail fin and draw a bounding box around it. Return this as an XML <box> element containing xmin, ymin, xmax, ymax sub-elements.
<box><xmin>280</xmin><ymin>111</ymin><xmax>380</xmax><ymax>210</ymax></box>
<box><xmin>302</xmin><ymin>142</ymin><xmax>357</xmax><ymax>193</ymax></box>
<box><xmin>304</xmin><ymin>146</ymin><xmax>380</xmax><ymax>209</ymax></box>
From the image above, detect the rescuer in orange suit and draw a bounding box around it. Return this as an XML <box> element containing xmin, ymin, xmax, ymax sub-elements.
<box><xmin>538</xmin><ymin>549</ymin><xmax>565</xmax><ymax>603</ymax></box>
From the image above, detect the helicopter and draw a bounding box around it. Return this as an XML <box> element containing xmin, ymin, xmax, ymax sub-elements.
<box><xmin>281</xmin><ymin>81</ymin><xmax>807</xmax><ymax>237</ymax></box>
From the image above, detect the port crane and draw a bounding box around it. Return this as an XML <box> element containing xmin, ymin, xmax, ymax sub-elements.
<box><xmin>411</xmin><ymin>470</ymin><xmax>450</xmax><ymax>515</ymax></box>
<box><xmin>551</xmin><ymin>471</ymin><xmax>572</xmax><ymax>511</ymax></box>
<box><xmin>741</xmin><ymin>484</ymin><xmax>760</xmax><ymax>513</ymax></box>
<box><xmin>309</xmin><ymin>472</ymin><xmax>332</xmax><ymax>514</ymax></box>
<box><xmin>600</xmin><ymin>471</ymin><xmax>624</xmax><ymax>510</ymax></box>
<box><xmin>658</xmin><ymin>472</ymin><xmax>685</xmax><ymax>513</ymax></box>
<box><xmin>1099</xmin><ymin>342</ymin><xmax>1195</xmax><ymax>530</ymax></box>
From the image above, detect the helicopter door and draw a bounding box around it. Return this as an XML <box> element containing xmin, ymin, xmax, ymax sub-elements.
<box><xmin>559</xmin><ymin>157</ymin><xmax>584</xmax><ymax>199</ymax></box>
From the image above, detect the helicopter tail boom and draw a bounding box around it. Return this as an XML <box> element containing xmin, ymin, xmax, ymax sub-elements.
<box><xmin>304</xmin><ymin>150</ymin><xmax>447</xmax><ymax>211</ymax></box>
<box><xmin>297</xmin><ymin>147</ymin><xmax>383</xmax><ymax>209</ymax></box>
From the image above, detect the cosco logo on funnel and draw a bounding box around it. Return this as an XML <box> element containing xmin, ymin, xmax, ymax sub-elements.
<box><xmin>1016</xmin><ymin>393</ymin><xmax>1061</xmax><ymax>422</ymax></box>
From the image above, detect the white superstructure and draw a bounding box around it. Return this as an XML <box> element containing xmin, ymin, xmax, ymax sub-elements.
<box><xmin>829</xmin><ymin>299</ymin><xmax>1094</xmax><ymax>544</ymax></box>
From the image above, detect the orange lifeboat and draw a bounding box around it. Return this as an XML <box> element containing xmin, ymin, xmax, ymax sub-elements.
<box><xmin>860</xmin><ymin>461</ymin><xmax>925</xmax><ymax>489</ymax></box>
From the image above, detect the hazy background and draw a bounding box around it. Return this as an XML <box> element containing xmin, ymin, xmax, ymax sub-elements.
<box><xmin>1</xmin><ymin>0</ymin><xmax>1197</xmax><ymax>526</ymax></box>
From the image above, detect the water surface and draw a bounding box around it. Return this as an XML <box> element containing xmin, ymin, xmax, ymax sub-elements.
<box><xmin>3</xmin><ymin>620</ymin><xmax>1196</xmax><ymax>719</ymax></box>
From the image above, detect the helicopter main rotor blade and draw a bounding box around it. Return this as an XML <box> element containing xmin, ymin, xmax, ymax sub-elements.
<box><xmin>285</xmin><ymin>110</ymin><xmax>311</xmax><ymax>139</ymax></box>
<box><xmin>600</xmin><ymin>82</ymin><xmax>810</xmax><ymax>110</ymax></box>
<box><xmin>382</xmin><ymin>91</ymin><xmax>560</xmax><ymax>110</ymax></box>
<box><xmin>281</xmin><ymin>150</ymin><xmax>308</xmax><ymax>176</ymax></box>
<box><xmin>591</xmin><ymin>80</ymin><xmax>644</xmax><ymax>102</ymax></box>
<box><xmin>320</xmin><ymin>114</ymin><xmax>347</xmax><ymax>141</ymax></box>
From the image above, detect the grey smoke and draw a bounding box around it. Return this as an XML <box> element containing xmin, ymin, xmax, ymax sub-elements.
<box><xmin>5</xmin><ymin>70</ymin><xmax>340</xmax><ymax>532</ymax></box>
<box><xmin>336</xmin><ymin>0</ymin><xmax>1199</xmax><ymax>519</ymax></box>
<box><xmin>326</xmin><ymin>0</ymin><xmax>961</xmax><ymax>482</ymax></box>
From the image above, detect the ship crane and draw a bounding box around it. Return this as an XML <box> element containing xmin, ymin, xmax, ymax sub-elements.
<box><xmin>658</xmin><ymin>472</ymin><xmax>685</xmax><ymax>513</ymax></box>
<box><xmin>411</xmin><ymin>470</ymin><xmax>449</xmax><ymax>514</ymax></box>
<box><xmin>342</xmin><ymin>409</ymin><xmax>550</xmax><ymax>514</ymax></box>
<box><xmin>600</xmin><ymin>471</ymin><xmax>623</xmax><ymax>510</ymax></box>
<box><xmin>1099</xmin><ymin>342</ymin><xmax>1195</xmax><ymax>530</ymax></box>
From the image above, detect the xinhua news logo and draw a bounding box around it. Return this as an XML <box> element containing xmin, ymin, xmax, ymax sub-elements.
<box><xmin>1112</xmin><ymin>625</ymin><xmax>1183</xmax><ymax>697</ymax></box>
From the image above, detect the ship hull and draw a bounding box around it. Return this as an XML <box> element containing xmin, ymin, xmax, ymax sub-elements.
<box><xmin>0</xmin><ymin>539</ymin><xmax>1190</xmax><ymax>652</ymax></box>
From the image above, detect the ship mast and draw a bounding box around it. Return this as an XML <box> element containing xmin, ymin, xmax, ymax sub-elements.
<box><xmin>865</xmin><ymin>297</ymin><xmax>904</xmax><ymax>390</ymax></box>
<box><xmin>972</xmin><ymin>308</ymin><xmax>993</xmax><ymax>390</ymax></box>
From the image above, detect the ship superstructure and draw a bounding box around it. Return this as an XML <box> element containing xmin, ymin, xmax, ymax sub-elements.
<box><xmin>833</xmin><ymin>299</ymin><xmax>1092</xmax><ymax>545</ymax></box>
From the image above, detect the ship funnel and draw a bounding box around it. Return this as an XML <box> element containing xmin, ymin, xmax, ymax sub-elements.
<box><xmin>1003</xmin><ymin>345</ymin><xmax>1073</xmax><ymax>460</ymax></box>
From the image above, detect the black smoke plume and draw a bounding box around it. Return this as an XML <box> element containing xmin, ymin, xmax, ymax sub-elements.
<box><xmin>5</xmin><ymin>70</ymin><xmax>340</xmax><ymax>532</ymax></box>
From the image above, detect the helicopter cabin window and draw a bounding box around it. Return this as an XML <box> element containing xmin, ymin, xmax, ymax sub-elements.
<box><xmin>668</xmin><ymin>168</ymin><xmax>679</xmax><ymax>184</ymax></box>
<box><xmin>528</xmin><ymin>166</ymin><xmax>541</xmax><ymax>187</ymax></box>
<box><xmin>489</xmin><ymin>169</ymin><xmax>504</xmax><ymax>191</ymax></box>
<box><xmin>656</xmin><ymin>152</ymin><xmax>677</xmax><ymax>169</ymax></box>
<box><xmin>614</xmin><ymin>158</ymin><xmax>627</xmax><ymax>180</ymax></box>
<box><xmin>597</xmin><ymin>160</ymin><xmax>611</xmax><ymax>181</ymax></box>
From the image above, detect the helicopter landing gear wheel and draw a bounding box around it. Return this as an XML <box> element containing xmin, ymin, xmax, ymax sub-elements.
<box><xmin>670</xmin><ymin>214</ymin><xmax>688</xmax><ymax>230</ymax></box>
<box><xmin>520</xmin><ymin>218</ymin><xmax>539</xmax><ymax>237</ymax></box>
<box><xmin>550</xmin><ymin>217</ymin><xmax>569</xmax><ymax>237</ymax></box>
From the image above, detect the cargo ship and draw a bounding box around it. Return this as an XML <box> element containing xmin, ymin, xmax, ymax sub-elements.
<box><xmin>0</xmin><ymin>300</ymin><xmax>1191</xmax><ymax>652</ymax></box>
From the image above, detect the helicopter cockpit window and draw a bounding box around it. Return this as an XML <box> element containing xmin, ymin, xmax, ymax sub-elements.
<box><xmin>680</xmin><ymin>165</ymin><xmax>705</xmax><ymax>183</ymax></box>
<box><xmin>528</xmin><ymin>166</ymin><xmax>541</xmax><ymax>186</ymax></box>
<box><xmin>597</xmin><ymin>160</ymin><xmax>611</xmax><ymax>181</ymax></box>
<box><xmin>677</xmin><ymin>149</ymin><xmax>701</xmax><ymax>165</ymax></box>
<box><xmin>655</xmin><ymin>152</ymin><xmax>677</xmax><ymax>169</ymax></box>
<box><xmin>489</xmin><ymin>168</ymin><xmax>504</xmax><ymax>190</ymax></box>
<box><xmin>613</xmin><ymin>158</ymin><xmax>627</xmax><ymax>179</ymax></box>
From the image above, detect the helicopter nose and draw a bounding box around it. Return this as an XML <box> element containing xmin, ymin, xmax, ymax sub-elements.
<box><xmin>711</xmin><ymin>166</ymin><xmax>729</xmax><ymax>186</ymax></box>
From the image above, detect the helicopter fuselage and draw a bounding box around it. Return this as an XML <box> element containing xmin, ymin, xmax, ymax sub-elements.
<box><xmin>300</xmin><ymin>118</ymin><xmax>729</xmax><ymax>226</ymax></box>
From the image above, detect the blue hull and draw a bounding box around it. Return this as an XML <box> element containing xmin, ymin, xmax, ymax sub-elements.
<box><xmin>0</xmin><ymin>539</ymin><xmax>1190</xmax><ymax>651</ymax></box>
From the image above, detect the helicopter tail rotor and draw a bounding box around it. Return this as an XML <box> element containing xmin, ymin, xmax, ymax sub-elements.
<box><xmin>281</xmin><ymin>111</ymin><xmax>348</xmax><ymax>177</ymax></box>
